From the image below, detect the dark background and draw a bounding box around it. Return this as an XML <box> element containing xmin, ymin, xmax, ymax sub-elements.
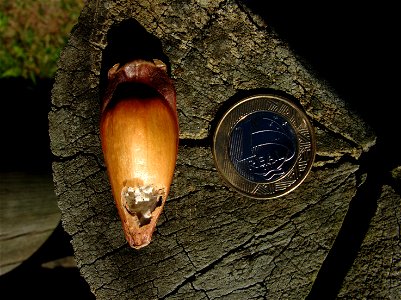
<box><xmin>0</xmin><ymin>2</ymin><xmax>398</xmax><ymax>299</ymax></box>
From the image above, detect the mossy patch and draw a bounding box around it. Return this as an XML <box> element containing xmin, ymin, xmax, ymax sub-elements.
<box><xmin>0</xmin><ymin>0</ymin><xmax>84</xmax><ymax>81</ymax></box>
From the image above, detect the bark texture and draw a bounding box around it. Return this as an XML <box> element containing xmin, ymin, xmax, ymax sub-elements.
<box><xmin>338</xmin><ymin>185</ymin><xmax>401</xmax><ymax>299</ymax></box>
<box><xmin>48</xmin><ymin>0</ymin><xmax>400</xmax><ymax>299</ymax></box>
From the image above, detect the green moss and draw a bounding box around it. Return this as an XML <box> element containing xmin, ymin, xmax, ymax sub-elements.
<box><xmin>0</xmin><ymin>0</ymin><xmax>84</xmax><ymax>80</ymax></box>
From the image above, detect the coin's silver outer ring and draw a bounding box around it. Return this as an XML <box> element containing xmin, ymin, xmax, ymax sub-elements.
<box><xmin>212</xmin><ymin>94</ymin><xmax>316</xmax><ymax>199</ymax></box>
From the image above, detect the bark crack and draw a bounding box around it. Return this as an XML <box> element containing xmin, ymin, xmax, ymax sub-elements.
<box><xmin>312</xmin><ymin>119</ymin><xmax>370</xmax><ymax>153</ymax></box>
<box><xmin>159</xmin><ymin>232</ymin><xmax>256</xmax><ymax>299</ymax></box>
<box><xmin>306</xmin><ymin>147</ymin><xmax>383</xmax><ymax>299</ymax></box>
<box><xmin>79</xmin><ymin>241</ymin><xmax>126</xmax><ymax>269</ymax></box>
<box><xmin>52</xmin><ymin>151</ymin><xmax>105</xmax><ymax>171</ymax></box>
<box><xmin>190</xmin><ymin>282</ymin><xmax>211</xmax><ymax>300</ymax></box>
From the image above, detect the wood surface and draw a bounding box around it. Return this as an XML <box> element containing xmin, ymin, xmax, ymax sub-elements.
<box><xmin>338</xmin><ymin>184</ymin><xmax>401</xmax><ymax>299</ymax></box>
<box><xmin>0</xmin><ymin>172</ymin><xmax>60</xmax><ymax>275</ymax></box>
<box><xmin>49</xmin><ymin>1</ymin><xmax>400</xmax><ymax>299</ymax></box>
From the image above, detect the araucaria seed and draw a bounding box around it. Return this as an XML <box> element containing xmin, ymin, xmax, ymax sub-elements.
<box><xmin>100</xmin><ymin>59</ymin><xmax>179</xmax><ymax>249</ymax></box>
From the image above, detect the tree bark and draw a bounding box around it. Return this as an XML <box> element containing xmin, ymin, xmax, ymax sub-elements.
<box><xmin>49</xmin><ymin>1</ymin><xmax>399</xmax><ymax>299</ymax></box>
<box><xmin>338</xmin><ymin>184</ymin><xmax>401</xmax><ymax>299</ymax></box>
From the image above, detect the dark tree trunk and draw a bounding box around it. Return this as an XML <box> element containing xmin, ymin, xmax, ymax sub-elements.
<box><xmin>49</xmin><ymin>1</ymin><xmax>400</xmax><ymax>299</ymax></box>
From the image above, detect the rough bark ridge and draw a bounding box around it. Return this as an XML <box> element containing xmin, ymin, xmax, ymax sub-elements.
<box><xmin>48</xmin><ymin>0</ymin><xmax>399</xmax><ymax>299</ymax></box>
<box><xmin>337</xmin><ymin>185</ymin><xmax>401</xmax><ymax>299</ymax></box>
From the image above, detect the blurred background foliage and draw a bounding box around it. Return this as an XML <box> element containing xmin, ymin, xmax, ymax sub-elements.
<box><xmin>0</xmin><ymin>0</ymin><xmax>85</xmax><ymax>81</ymax></box>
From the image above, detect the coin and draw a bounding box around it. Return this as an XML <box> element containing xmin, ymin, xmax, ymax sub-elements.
<box><xmin>213</xmin><ymin>94</ymin><xmax>315</xmax><ymax>199</ymax></box>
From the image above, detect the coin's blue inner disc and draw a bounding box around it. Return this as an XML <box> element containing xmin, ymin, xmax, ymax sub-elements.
<box><xmin>229</xmin><ymin>111</ymin><xmax>298</xmax><ymax>183</ymax></box>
